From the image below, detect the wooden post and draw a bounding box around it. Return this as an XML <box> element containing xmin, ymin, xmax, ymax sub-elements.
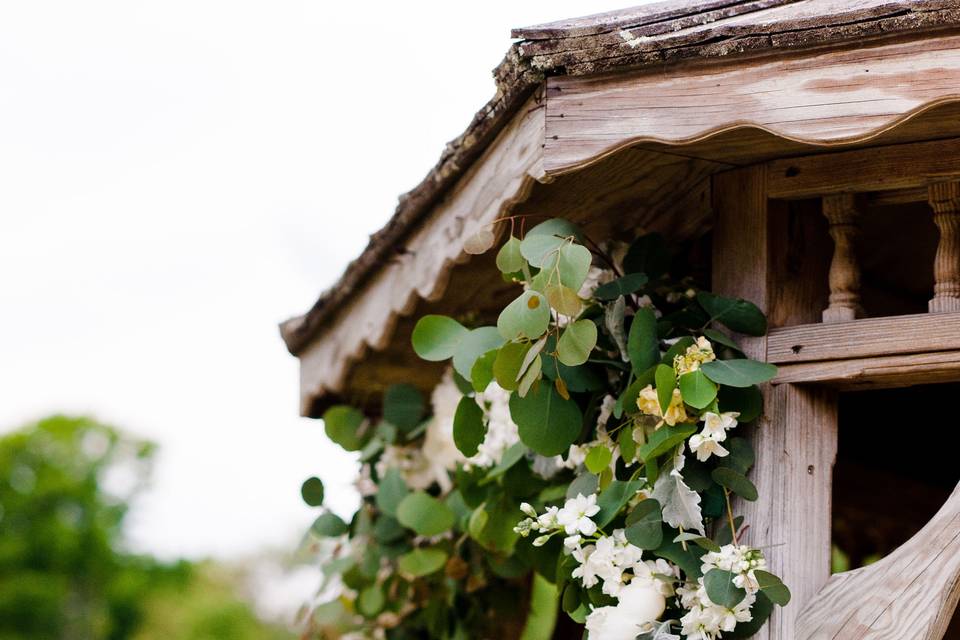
<box><xmin>928</xmin><ymin>181</ymin><xmax>960</xmax><ymax>313</ymax></box>
<box><xmin>822</xmin><ymin>194</ymin><xmax>863</xmax><ymax>323</ymax></box>
<box><xmin>713</xmin><ymin>166</ymin><xmax>837</xmax><ymax>640</ymax></box>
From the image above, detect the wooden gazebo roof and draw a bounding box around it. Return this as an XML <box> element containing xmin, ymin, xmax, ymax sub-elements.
<box><xmin>281</xmin><ymin>0</ymin><xmax>960</xmax><ymax>416</ymax></box>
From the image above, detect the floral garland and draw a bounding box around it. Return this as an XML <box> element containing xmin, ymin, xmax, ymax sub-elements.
<box><xmin>298</xmin><ymin>220</ymin><xmax>789</xmax><ymax>639</ymax></box>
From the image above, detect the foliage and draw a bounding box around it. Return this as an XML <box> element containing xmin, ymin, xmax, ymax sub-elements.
<box><xmin>300</xmin><ymin>223</ymin><xmax>787</xmax><ymax>639</ymax></box>
<box><xmin>0</xmin><ymin>415</ymin><xmax>290</xmax><ymax>640</ymax></box>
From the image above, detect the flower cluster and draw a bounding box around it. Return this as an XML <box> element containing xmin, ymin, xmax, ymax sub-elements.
<box><xmin>677</xmin><ymin>546</ymin><xmax>768</xmax><ymax>640</ymax></box>
<box><xmin>689</xmin><ymin>411</ymin><xmax>739</xmax><ymax>462</ymax></box>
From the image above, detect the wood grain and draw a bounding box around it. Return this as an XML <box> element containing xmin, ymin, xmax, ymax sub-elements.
<box><xmin>544</xmin><ymin>35</ymin><xmax>960</xmax><ymax>175</ymax></box>
<box><xmin>773</xmin><ymin>349</ymin><xmax>960</xmax><ymax>389</ymax></box>
<box><xmin>928</xmin><ymin>181</ymin><xmax>960</xmax><ymax>313</ymax></box>
<box><xmin>767</xmin><ymin>313</ymin><xmax>960</xmax><ymax>364</ymax></box>
<box><xmin>796</xmin><ymin>480</ymin><xmax>960</xmax><ymax>640</ymax></box>
<box><xmin>713</xmin><ymin>167</ymin><xmax>836</xmax><ymax>639</ymax></box>
<box><xmin>769</xmin><ymin>137</ymin><xmax>960</xmax><ymax>199</ymax></box>
<box><xmin>822</xmin><ymin>195</ymin><xmax>864</xmax><ymax>323</ymax></box>
<box><xmin>294</xmin><ymin>97</ymin><xmax>546</xmax><ymax>414</ymax></box>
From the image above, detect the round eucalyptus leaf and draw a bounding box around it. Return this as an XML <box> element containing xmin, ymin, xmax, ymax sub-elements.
<box><xmin>311</xmin><ymin>511</ymin><xmax>348</xmax><ymax>537</ymax></box>
<box><xmin>453</xmin><ymin>396</ymin><xmax>486</xmax><ymax>457</ymax></box>
<box><xmin>627</xmin><ymin>307</ymin><xmax>659</xmax><ymax>374</ymax></box>
<box><xmin>463</xmin><ymin>227</ymin><xmax>495</xmax><ymax>255</ymax></box>
<box><xmin>357</xmin><ymin>584</ymin><xmax>386</xmax><ymax>617</ymax></box>
<box><xmin>519</xmin><ymin>218</ymin><xmax>583</xmax><ymax>267</ymax></box>
<box><xmin>375</xmin><ymin>467</ymin><xmax>409</xmax><ymax>517</ymax></box>
<box><xmin>497</xmin><ymin>291</ymin><xmax>550</xmax><ymax>341</ymax></box>
<box><xmin>624</xmin><ymin>499</ymin><xmax>663</xmax><ymax>550</ymax></box>
<box><xmin>509</xmin><ymin>382</ymin><xmax>582</xmax><ymax>457</ymax></box>
<box><xmin>496</xmin><ymin>235</ymin><xmax>525</xmax><ymax>273</ymax></box>
<box><xmin>452</xmin><ymin>327</ymin><xmax>505</xmax><ymax>380</ymax></box>
<box><xmin>704</xmin><ymin>568</ymin><xmax>747</xmax><ymax>609</ymax></box>
<box><xmin>542</xmin><ymin>242</ymin><xmax>592</xmax><ymax>291</ymax></box>
<box><xmin>397</xmin><ymin>547</ymin><xmax>448</xmax><ymax>578</ymax></box>
<box><xmin>584</xmin><ymin>445</ymin><xmax>612</xmax><ymax>474</ymax></box>
<box><xmin>701</xmin><ymin>359</ymin><xmax>778</xmax><ymax>388</ymax></box>
<box><xmin>300</xmin><ymin>476</ymin><xmax>325</xmax><ymax>507</ymax></box>
<box><xmin>754</xmin><ymin>570</ymin><xmax>792</xmax><ymax>606</ymax></box>
<box><xmin>383</xmin><ymin>383</ymin><xmax>425</xmax><ymax>431</ymax></box>
<box><xmin>545</xmin><ymin>283</ymin><xmax>582</xmax><ymax>317</ymax></box>
<box><xmin>493</xmin><ymin>342</ymin><xmax>531</xmax><ymax>391</ymax></box>
<box><xmin>396</xmin><ymin>491</ymin><xmax>456</xmax><ymax>536</ymax></box>
<box><xmin>322</xmin><ymin>405</ymin><xmax>367</xmax><ymax>452</ymax></box>
<box><xmin>557</xmin><ymin>319</ymin><xmax>597</xmax><ymax>366</ymax></box>
<box><xmin>412</xmin><ymin>315</ymin><xmax>469</xmax><ymax>361</ymax></box>
<box><xmin>593</xmin><ymin>273</ymin><xmax>649</xmax><ymax>300</ymax></box>
<box><xmin>679</xmin><ymin>369</ymin><xmax>718</xmax><ymax>409</ymax></box>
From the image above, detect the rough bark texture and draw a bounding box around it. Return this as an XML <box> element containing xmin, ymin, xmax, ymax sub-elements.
<box><xmin>280</xmin><ymin>0</ymin><xmax>960</xmax><ymax>356</ymax></box>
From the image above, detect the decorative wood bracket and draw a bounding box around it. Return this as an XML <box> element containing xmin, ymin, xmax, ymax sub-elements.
<box><xmin>796</xmin><ymin>480</ymin><xmax>960</xmax><ymax>640</ymax></box>
<box><xmin>928</xmin><ymin>181</ymin><xmax>960</xmax><ymax>313</ymax></box>
<box><xmin>822</xmin><ymin>194</ymin><xmax>864</xmax><ymax>323</ymax></box>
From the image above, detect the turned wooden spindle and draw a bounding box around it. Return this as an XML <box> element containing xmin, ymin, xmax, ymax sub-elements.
<box><xmin>928</xmin><ymin>181</ymin><xmax>960</xmax><ymax>313</ymax></box>
<box><xmin>822</xmin><ymin>194</ymin><xmax>864</xmax><ymax>323</ymax></box>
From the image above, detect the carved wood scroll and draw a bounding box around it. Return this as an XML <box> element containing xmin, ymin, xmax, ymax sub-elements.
<box><xmin>929</xmin><ymin>181</ymin><xmax>960</xmax><ymax>313</ymax></box>
<box><xmin>796</xmin><ymin>480</ymin><xmax>960</xmax><ymax>640</ymax></box>
<box><xmin>822</xmin><ymin>195</ymin><xmax>863</xmax><ymax>323</ymax></box>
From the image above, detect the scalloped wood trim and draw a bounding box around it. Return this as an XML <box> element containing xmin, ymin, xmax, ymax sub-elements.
<box><xmin>543</xmin><ymin>33</ymin><xmax>960</xmax><ymax>175</ymax></box>
<box><xmin>295</xmin><ymin>96</ymin><xmax>546</xmax><ymax>415</ymax></box>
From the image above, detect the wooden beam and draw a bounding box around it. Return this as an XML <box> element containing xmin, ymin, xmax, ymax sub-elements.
<box><xmin>796</xmin><ymin>480</ymin><xmax>960</xmax><ymax>640</ymax></box>
<box><xmin>773</xmin><ymin>350</ymin><xmax>960</xmax><ymax>389</ymax></box>
<box><xmin>296</xmin><ymin>96</ymin><xmax>546</xmax><ymax>415</ymax></box>
<box><xmin>767</xmin><ymin>313</ymin><xmax>960</xmax><ymax>365</ymax></box>
<box><xmin>712</xmin><ymin>167</ymin><xmax>836</xmax><ymax>640</ymax></box>
<box><xmin>768</xmin><ymin>137</ymin><xmax>960</xmax><ymax>199</ymax></box>
<box><xmin>544</xmin><ymin>34</ymin><xmax>960</xmax><ymax>175</ymax></box>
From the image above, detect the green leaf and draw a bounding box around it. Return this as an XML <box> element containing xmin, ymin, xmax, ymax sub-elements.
<box><xmin>584</xmin><ymin>446</ymin><xmax>613</xmax><ymax>474</ymax></box>
<box><xmin>674</xmin><ymin>532</ymin><xmax>721</xmax><ymax>552</ymax></box>
<box><xmin>545</xmin><ymin>283</ymin><xmax>582</xmax><ymax>317</ymax></box>
<box><xmin>510</xmin><ymin>382</ymin><xmax>582</xmax><ymax>457</ymax></box>
<box><xmin>704</xmin><ymin>569</ymin><xmax>747</xmax><ymax>608</ymax></box>
<box><xmin>464</xmin><ymin>226</ymin><xmax>496</xmax><ymax>254</ymax></box>
<box><xmin>715</xmin><ymin>515</ymin><xmax>744</xmax><ymax>546</ymax></box>
<box><xmin>517</xmin><ymin>354</ymin><xmax>542</xmax><ymax>398</ymax></box>
<box><xmin>727</xmin><ymin>593</ymin><xmax>773</xmax><ymax>638</ymax></box>
<box><xmin>711</xmin><ymin>467</ymin><xmax>759</xmax><ymax>501</ymax></box>
<box><xmin>496</xmin><ymin>235</ymin><xmax>525</xmax><ymax>273</ymax></box>
<box><xmin>679</xmin><ymin>369</ymin><xmax>717</xmax><ymax>409</ymax></box>
<box><xmin>412</xmin><ymin>315</ymin><xmax>469</xmax><ymax>361</ymax></box>
<box><xmin>654</xmin><ymin>539</ymin><xmax>706</xmax><ymax>580</ymax></box>
<box><xmin>595</xmin><ymin>479</ymin><xmax>643</xmax><ymax>528</ymax></box>
<box><xmin>322</xmin><ymin>405</ymin><xmax>367</xmax><ymax>452</ymax></box>
<box><xmin>453</xmin><ymin>327</ymin><xmax>505</xmax><ymax>380</ymax></box>
<box><xmin>542</xmin><ymin>243</ymin><xmax>592</xmax><ymax>291</ymax></box>
<box><xmin>470</xmin><ymin>349</ymin><xmax>498</xmax><ymax>393</ymax></box>
<box><xmin>396</xmin><ymin>492</ymin><xmax>456</xmax><ymax>536</ymax></box>
<box><xmin>300</xmin><ymin>477</ymin><xmax>325</xmax><ymax>507</ymax></box>
<box><xmin>624</xmin><ymin>499</ymin><xmax>663</xmax><ymax>550</ymax></box>
<box><xmin>453</xmin><ymin>396</ymin><xmax>486</xmax><ymax>457</ymax></box>
<box><xmin>376</xmin><ymin>467</ymin><xmax>409</xmax><ymax>517</ymax></box>
<box><xmin>718</xmin><ymin>384</ymin><xmax>763</xmax><ymax>422</ymax></box>
<box><xmin>357</xmin><ymin>583</ymin><xmax>385</xmax><ymax>617</ymax></box>
<box><xmin>754</xmin><ymin>570</ymin><xmax>792</xmax><ymax>606</ymax></box>
<box><xmin>383</xmin><ymin>384</ymin><xmax>425</xmax><ymax>431</ymax></box>
<box><xmin>623</xmin><ymin>233</ymin><xmax>670</xmax><ymax>280</ymax></box>
<box><xmin>557</xmin><ymin>320</ymin><xmax>598</xmax><ymax>367</ymax></box>
<box><xmin>703</xmin><ymin>328</ymin><xmax>743</xmax><ymax>354</ymax></box>
<box><xmin>398</xmin><ymin>547</ymin><xmax>448</xmax><ymax>578</ymax></box>
<box><xmin>719</xmin><ymin>437</ymin><xmax>755</xmax><ymax>475</ymax></box>
<box><xmin>469</xmin><ymin>498</ymin><xmax>521</xmax><ymax>553</ymax></box>
<box><xmin>373</xmin><ymin>515</ymin><xmax>405</xmax><ymax>543</ymax></box>
<box><xmin>593</xmin><ymin>273</ymin><xmax>648</xmax><ymax>300</ymax></box>
<box><xmin>637</xmin><ymin>424</ymin><xmax>697</xmax><ymax>463</ymax></box>
<box><xmin>520</xmin><ymin>219</ymin><xmax>583</xmax><ymax>267</ymax></box>
<box><xmin>697</xmin><ymin>292</ymin><xmax>767</xmax><ymax>336</ymax></box>
<box><xmin>498</xmin><ymin>291</ymin><xmax>551</xmax><ymax>341</ymax></box>
<box><xmin>701</xmin><ymin>359</ymin><xmax>778</xmax><ymax>388</ymax></box>
<box><xmin>485</xmin><ymin>442</ymin><xmax>525</xmax><ymax>481</ymax></box>
<box><xmin>566</xmin><ymin>472</ymin><xmax>599</xmax><ymax>500</ymax></box>
<box><xmin>520</xmin><ymin>573</ymin><xmax>559</xmax><ymax>640</ymax></box>
<box><xmin>628</xmin><ymin>307</ymin><xmax>659</xmax><ymax>375</ymax></box>
<box><xmin>618</xmin><ymin>425</ymin><xmax>637</xmax><ymax>464</ymax></box>
<box><xmin>311</xmin><ymin>511</ymin><xmax>348</xmax><ymax>537</ymax></box>
<box><xmin>655</xmin><ymin>364</ymin><xmax>675</xmax><ymax>414</ymax></box>
<box><xmin>493</xmin><ymin>342</ymin><xmax>531</xmax><ymax>391</ymax></box>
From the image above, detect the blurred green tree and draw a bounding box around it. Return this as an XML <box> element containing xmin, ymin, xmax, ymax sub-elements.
<box><xmin>0</xmin><ymin>415</ymin><xmax>291</xmax><ymax>640</ymax></box>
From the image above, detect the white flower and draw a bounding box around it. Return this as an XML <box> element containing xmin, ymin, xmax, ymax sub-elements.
<box><xmin>537</xmin><ymin>506</ymin><xmax>560</xmax><ymax>530</ymax></box>
<box><xmin>689</xmin><ymin>411</ymin><xmax>739</xmax><ymax>462</ymax></box>
<box><xmin>469</xmin><ymin>382</ymin><xmax>521</xmax><ymax>468</ymax></box>
<box><xmin>557</xmin><ymin>493</ymin><xmax>600</xmax><ymax>536</ymax></box>
<box><xmin>689</xmin><ymin>433</ymin><xmax>729</xmax><ymax>462</ymax></box>
<box><xmin>597</xmin><ymin>395</ymin><xmax>617</xmax><ymax>429</ymax></box>
<box><xmin>564</xmin><ymin>534</ymin><xmax>582</xmax><ymax>549</ymax></box>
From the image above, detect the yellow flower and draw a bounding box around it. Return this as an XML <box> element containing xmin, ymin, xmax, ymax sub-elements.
<box><xmin>636</xmin><ymin>385</ymin><xmax>687</xmax><ymax>427</ymax></box>
<box><xmin>673</xmin><ymin>336</ymin><xmax>716</xmax><ymax>375</ymax></box>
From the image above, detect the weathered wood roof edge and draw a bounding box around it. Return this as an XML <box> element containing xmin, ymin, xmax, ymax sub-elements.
<box><xmin>280</xmin><ymin>0</ymin><xmax>960</xmax><ymax>356</ymax></box>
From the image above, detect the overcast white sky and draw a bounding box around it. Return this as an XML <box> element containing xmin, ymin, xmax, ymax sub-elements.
<box><xmin>0</xmin><ymin>0</ymin><xmax>630</xmax><ymax>560</ymax></box>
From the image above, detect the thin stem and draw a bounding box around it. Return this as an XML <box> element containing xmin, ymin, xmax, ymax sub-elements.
<box><xmin>723</xmin><ymin>487</ymin><xmax>739</xmax><ymax>545</ymax></box>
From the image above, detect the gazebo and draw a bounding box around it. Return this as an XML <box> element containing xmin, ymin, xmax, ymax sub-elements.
<box><xmin>282</xmin><ymin>1</ymin><xmax>960</xmax><ymax>638</ymax></box>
